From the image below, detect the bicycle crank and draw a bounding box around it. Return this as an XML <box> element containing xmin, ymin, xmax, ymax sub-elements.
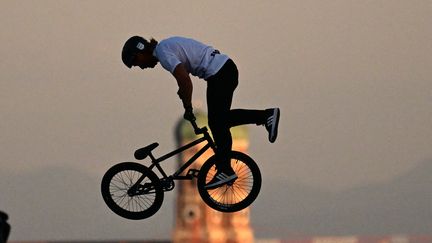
<box><xmin>127</xmin><ymin>183</ymin><xmax>155</xmax><ymax>196</ymax></box>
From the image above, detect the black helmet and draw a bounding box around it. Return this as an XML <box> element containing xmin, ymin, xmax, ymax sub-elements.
<box><xmin>122</xmin><ymin>36</ymin><xmax>147</xmax><ymax>68</ymax></box>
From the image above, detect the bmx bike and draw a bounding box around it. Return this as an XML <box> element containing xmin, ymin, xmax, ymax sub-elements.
<box><xmin>101</xmin><ymin>119</ymin><xmax>261</xmax><ymax>220</ymax></box>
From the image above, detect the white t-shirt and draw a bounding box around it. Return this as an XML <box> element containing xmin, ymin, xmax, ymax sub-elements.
<box><xmin>153</xmin><ymin>36</ymin><xmax>229</xmax><ymax>79</ymax></box>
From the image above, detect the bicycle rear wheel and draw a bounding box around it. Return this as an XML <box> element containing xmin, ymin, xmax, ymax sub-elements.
<box><xmin>197</xmin><ymin>151</ymin><xmax>261</xmax><ymax>212</ymax></box>
<box><xmin>101</xmin><ymin>162</ymin><xmax>164</xmax><ymax>220</ymax></box>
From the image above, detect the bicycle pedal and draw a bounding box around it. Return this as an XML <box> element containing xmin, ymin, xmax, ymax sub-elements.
<box><xmin>187</xmin><ymin>169</ymin><xmax>200</xmax><ymax>178</ymax></box>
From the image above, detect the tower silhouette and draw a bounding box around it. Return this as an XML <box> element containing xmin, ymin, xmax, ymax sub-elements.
<box><xmin>173</xmin><ymin>111</ymin><xmax>254</xmax><ymax>243</ymax></box>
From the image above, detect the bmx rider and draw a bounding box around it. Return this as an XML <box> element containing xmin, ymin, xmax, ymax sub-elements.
<box><xmin>121</xmin><ymin>36</ymin><xmax>280</xmax><ymax>189</ymax></box>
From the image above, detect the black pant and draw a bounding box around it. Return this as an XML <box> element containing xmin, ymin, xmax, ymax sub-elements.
<box><xmin>205</xmin><ymin>59</ymin><xmax>268</xmax><ymax>170</ymax></box>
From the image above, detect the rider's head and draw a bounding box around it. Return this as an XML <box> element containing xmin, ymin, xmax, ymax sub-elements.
<box><xmin>122</xmin><ymin>36</ymin><xmax>158</xmax><ymax>69</ymax></box>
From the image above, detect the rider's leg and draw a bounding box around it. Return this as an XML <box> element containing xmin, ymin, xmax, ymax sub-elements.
<box><xmin>204</xmin><ymin>59</ymin><xmax>280</xmax><ymax>188</ymax></box>
<box><xmin>229</xmin><ymin>108</ymin><xmax>281</xmax><ymax>143</ymax></box>
<box><xmin>205</xmin><ymin>60</ymin><xmax>238</xmax><ymax>189</ymax></box>
<box><xmin>206</xmin><ymin>60</ymin><xmax>237</xmax><ymax>173</ymax></box>
<box><xmin>229</xmin><ymin>109</ymin><xmax>268</xmax><ymax>127</ymax></box>
<box><xmin>210</xmin><ymin>60</ymin><xmax>279</xmax><ymax>142</ymax></box>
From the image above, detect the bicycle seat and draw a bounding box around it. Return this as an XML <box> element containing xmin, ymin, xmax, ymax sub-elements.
<box><xmin>134</xmin><ymin>142</ymin><xmax>159</xmax><ymax>160</ymax></box>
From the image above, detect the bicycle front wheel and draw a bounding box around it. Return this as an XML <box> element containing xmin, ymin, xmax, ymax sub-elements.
<box><xmin>197</xmin><ymin>151</ymin><xmax>261</xmax><ymax>212</ymax></box>
<box><xmin>101</xmin><ymin>162</ymin><xmax>164</xmax><ymax>220</ymax></box>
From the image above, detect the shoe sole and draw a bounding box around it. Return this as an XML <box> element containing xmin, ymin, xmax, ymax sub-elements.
<box><xmin>269</xmin><ymin>108</ymin><xmax>280</xmax><ymax>143</ymax></box>
<box><xmin>205</xmin><ymin>174</ymin><xmax>238</xmax><ymax>190</ymax></box>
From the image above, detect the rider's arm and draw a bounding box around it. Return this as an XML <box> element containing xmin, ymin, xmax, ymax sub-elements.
<box><xmin>172</xmin><ymin>63</ymin><xmax>193</xmax><ymax>109</ymax></box>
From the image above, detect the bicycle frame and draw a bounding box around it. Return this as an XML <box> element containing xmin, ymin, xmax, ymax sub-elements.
<box><xmin>102</xmin><ymin>119</ymin><xmax>262</xmax><ymax>217</ymax></box>
<box><xmin>137</xmin><ymin>121</ymin><xmax>216</xmax><ymax>186</ymax></box>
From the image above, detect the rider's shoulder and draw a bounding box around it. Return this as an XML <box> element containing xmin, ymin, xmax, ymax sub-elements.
<box><xmin>156</xmin><ymin>37</ymin><xmax>181</xmax><ymax>51</ymax></box>
<box><xmin>159</xmin><ymin>36</ymin><xmax>184</xmax><ymax>44</ymax></box>
<box><xmin>159</xmin><ymin>36</ymin><xmax>203</xmax><ymax>46</ymax></box>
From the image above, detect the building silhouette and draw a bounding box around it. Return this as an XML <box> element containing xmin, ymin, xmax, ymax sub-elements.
<box><xmin>173</xmin><ymin>111</ymin><xmax>254</xmax><ymax>243</ymax></box>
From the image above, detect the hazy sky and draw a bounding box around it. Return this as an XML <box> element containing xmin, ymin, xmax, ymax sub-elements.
<box><xmin>1</xmin><ymin>0</ymin><xmax>431</xmax><ymax>241</ymax></box>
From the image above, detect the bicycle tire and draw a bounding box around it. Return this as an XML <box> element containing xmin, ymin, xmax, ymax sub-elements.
<box><xmin>101</xmin><ymin>162</ymin><xmax>164</xmax><ymax>220</ymax></box>
<box><xmin>197</xmin><ymin>151</ymin><xmax>261</xmax><ymax>212</ymax></box>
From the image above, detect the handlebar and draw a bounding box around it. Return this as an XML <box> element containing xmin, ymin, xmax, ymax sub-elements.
<box><xmin>189</xmin><ymin>118</ymin><xmax>208</xmax><ymax>135</ymax></box>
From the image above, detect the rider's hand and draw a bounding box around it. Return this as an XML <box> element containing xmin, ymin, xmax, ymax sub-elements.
<box><xmin>183</xmin><ymin>106</ymin><xmax>196</xmax><ymax>121</ymax></box>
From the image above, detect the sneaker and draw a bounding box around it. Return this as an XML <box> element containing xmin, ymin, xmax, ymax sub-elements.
<box><xmin>265</xmin><ymin>108</ymin><xmax>280</xmax><ymax>143</ymax></box>
<box><xmin>205</xmin><ymin>169</ymin><xmax>238</xmax><ymax>190</ymax></box>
